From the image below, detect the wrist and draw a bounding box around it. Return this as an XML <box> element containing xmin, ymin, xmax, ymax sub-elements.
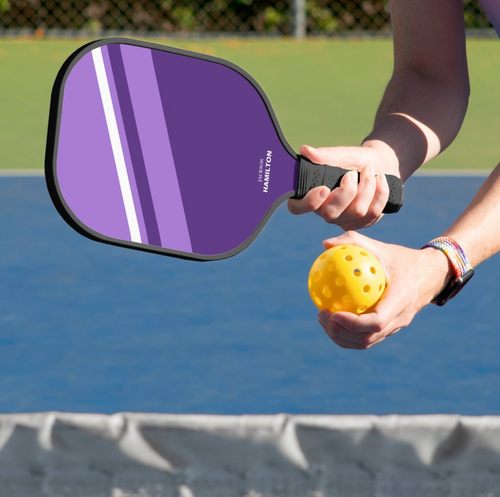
<box><xmin>419</xmin><ymin>247</ymin><xmax>456</xmax><ymax>304</ymax></box>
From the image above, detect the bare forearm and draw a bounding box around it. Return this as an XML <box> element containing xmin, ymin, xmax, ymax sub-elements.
<box><xmin>363</xmin><ymin>69</ymin><xmax>469</xmax><ymax>182</ymax></box>
<box><xmin>420</xmin><ymin>163</ymin><xmax>500</xmax><ymax>302</ymax></box>
<box><xmin>442</xmin><ymin>163</ymin><xmax>500</xmax><ymax>268</ymax></box>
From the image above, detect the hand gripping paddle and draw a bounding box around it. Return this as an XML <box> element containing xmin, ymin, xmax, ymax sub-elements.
<box><xmin>46</xmin><ymin>38</ymin><xmax>403</xmax><ymax>261</ymax></box>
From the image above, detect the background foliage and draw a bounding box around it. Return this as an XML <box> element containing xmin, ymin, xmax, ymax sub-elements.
<box><xmin>0</xmin><ymin>0</ymin><xmax>492</xmax><ymax>35</ymax></box>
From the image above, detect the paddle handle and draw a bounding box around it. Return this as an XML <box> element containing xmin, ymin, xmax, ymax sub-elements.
<box><xmin>293</xmin><ymin>156</ymin><xmax>404</xmax><ymax>214</ymax></box>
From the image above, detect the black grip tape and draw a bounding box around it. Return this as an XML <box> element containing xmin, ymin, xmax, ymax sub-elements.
<box><xmin>293</xmin><ymin>156</ymin><xmax>403</xmax><ymax>214</ymax></box>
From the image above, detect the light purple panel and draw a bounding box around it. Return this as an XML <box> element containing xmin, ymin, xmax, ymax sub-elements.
<box><xmin>120</xmin><ymin>44</ymin><xmax>192</xmax><ymax>253</ymax></box>
<box><xmin>57</xmin><ymin>52</ymin><xmax>131</xmax><ymax>242</ymax></box>
<box><xmin>100</xmin><ymin>46</ymin><xmax>149</xmax><ymax>245</ymax></box>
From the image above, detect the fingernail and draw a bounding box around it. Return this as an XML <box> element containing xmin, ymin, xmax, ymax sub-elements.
<box><xmin>319</xmin><ymin>187</ymin><xmax>329</xmax><ymax>199</ymax></box>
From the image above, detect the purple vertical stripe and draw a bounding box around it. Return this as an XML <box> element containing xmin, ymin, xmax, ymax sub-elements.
<box><xmin>107</xmin><ymin>44</ymin><xmax>162</xmax><ymax>247</ymax></box>
<box><xmin>57</xmin><ymin>52</ymin><xmax>131</xmax><ymax>241</ymax></box>
<box><xmin>100</xmin><ymin>46</ymin><xmax>149</xmax><ymax>244</ymax></box>
<box><xmin>120</xmin><ymin>44</ymin><xmax>192</xmax><ymax>253</ymax></box>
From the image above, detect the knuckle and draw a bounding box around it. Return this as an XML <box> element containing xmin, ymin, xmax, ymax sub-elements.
<box><xmin>366</xmin><ymin>204</ymin><xmax>383</xmax><ymax>219</ymax></box>
<box><xmin>351</xmin><ymin>205</ymin><xmax>368</xmax><ymax>218</ymax></box>
<box><xmin>400</xmin><ymin>316</ymin><xmax>412</xmax><ymax>329</ymax></box>
<box><xmin>320</xmin><ymin>207</ymin><xmax>340</xmax><ymax>223</ymax></box>
<box><xmin>343</xmin><ymin>230</ymin><xmax>359</xmax><ymax>241</ymax></box>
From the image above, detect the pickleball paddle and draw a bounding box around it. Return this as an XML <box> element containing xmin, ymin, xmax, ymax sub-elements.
<box><xmin>45</xmin><ymin>38</ymin><xmax>403</xmax><ymax>261</ymax></box>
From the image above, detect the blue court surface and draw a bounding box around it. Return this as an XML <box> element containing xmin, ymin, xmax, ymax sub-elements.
<box><xmin>0</xmin><ymin>174</ymin><xmax>498</xmax><ymax>415</ymax></box>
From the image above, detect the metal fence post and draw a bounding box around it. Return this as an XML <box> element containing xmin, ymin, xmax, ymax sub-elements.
<box><xmin>293</xmin><ymin>0</ymin><xmax>306</xmax><ymax>38</ymax></box>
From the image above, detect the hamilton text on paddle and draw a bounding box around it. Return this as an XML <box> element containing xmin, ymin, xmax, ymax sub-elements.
<box><xmin>258</xmin><ymin>150</ymin><xmax>272</xmax><ymax>193</ymax></box>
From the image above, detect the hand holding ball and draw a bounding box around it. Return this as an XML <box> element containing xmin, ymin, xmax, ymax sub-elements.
<box><xmin>309</xmin><ymin>245</ymin><xmax>386</xmax><ymax>315</ymax></box>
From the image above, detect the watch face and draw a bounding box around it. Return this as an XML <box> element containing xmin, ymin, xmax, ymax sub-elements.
<box><xmin>434</xmin><ymin>269</ymin><xmax>474</xmax><ymax>306</ymax></box>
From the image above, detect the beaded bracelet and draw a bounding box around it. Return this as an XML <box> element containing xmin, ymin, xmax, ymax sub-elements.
<box><xmin>421</xmin><ymin>237</ymin><xmax>474</xmax><ymax>306</ymax></box>
<box><xmin>422</xmin><ymin>237</ymin><xmax>473</xmax><ymax>278</ymax></box>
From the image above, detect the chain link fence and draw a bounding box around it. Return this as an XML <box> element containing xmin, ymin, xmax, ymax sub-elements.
<box><xmin>0</xmin><ymin>0</ymin><xmax>494</xmax><ymax>36</ymax></box>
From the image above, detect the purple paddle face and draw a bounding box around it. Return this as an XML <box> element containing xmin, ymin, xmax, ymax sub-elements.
<box><xmin>50</xmin><ymin>39</ymin><xmax>298</xmax><ymax>260</ymax></box>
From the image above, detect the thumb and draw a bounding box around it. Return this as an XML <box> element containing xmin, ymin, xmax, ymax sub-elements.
<box><xmin>299</xmin><ymin>144</ymin><xmax>334</xmax><ymax>165</ymax></box>
<box><xmin>300</xmin><ymin>144</ymin><xmax>371</xmax><ymax>171</ymax></box>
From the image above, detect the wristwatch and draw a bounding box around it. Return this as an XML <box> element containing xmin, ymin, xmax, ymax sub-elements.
<box><xmin>421</xmin><ymin>237</ymin><xmax>474</xmax><ymax>306</ymax></box>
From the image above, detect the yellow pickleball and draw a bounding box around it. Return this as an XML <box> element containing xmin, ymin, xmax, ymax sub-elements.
<box><xmin>308</xmin><ymin>245</ymin><xmax>387</xmax><ymax>315</ymax></box>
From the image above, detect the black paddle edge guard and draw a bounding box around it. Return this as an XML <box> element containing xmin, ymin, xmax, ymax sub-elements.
<box><xmin>45</xmin><ymin>38</ymin><xmax>298</xmax><ymax>262</ymax></box>
<box><xmin>293</xmin><ymin>156</ymin><xmax>404</xmax><ymax>214</ymax></box>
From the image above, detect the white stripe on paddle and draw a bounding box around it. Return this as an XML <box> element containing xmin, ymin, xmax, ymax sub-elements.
<box><xmin>92</xmin><ymin>47</ymin><xmax>142</xmax><ymax>244</ymax></box>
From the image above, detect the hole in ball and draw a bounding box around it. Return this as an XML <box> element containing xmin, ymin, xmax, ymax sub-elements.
<box><xmin>370</xmin><ymin>267</ymin><xmax>377</xmax><ymax>274</ymax></box>
<box><xmin>328</xmin><ymin>263</ymin><xmax>336</xmax><ymax>271</ymax></box>
<box><xmin>353</xmin><ymin>269</ymin><xmax>361</xmax><ymax>277</ymax></box>
<box><xmin>335</xmin><ymin>276</ymin><xmax>345</xmax><ymax>286</ymax></box>
<box><xmin>363</xmin><ymin>285</ymin><xmax>370</xmax><ymax>293</ymax></box>
<box><xmin>358</xmin><ymin>305</ymin><xmax>367</xmax><ymax>313</ymax></box>
<box><xmin>320</xmin><ymin>253</ymin><xmax>327</xmax><ymax>260</ymax></box>
<box><xmin>360</xmin><ymin>251</ymin><xmax>368</xmax><ymax>256</ymax></box>
<box><xmin>323</xmin><ymin>287</ymin><xmax>332</xmax><ymax>298</ymax></box>
<box><xmin>314</xmin><ymin>271</ymin><xmax>321</xmax><ymax>281</ymax></box>
<box><xmin>343</xmin><ymin>294</ymin><xmax>353</xmax><ymax>303</ymax></box>
<box><xmin>313</xmin><ymin>293</ymin><xmax>322</xmax><ymax>306</ymax></box>
<box><xmin>345</xmin><ymin>255</ymin><xmax>353</xmax><ymax>261</ymax></box>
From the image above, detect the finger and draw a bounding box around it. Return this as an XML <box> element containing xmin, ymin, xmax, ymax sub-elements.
<box><xmin>372</xmin><ymin>173</ymin><xmax>391</xmax><ymax>213</ymax></box>
<box><xmin>322</xmin><ymin>230</ymin><xmax>365</xmax><ymax>249</ymax></box>
<box><xmin>361</xmin><ymin>173</ymin><xmax>390</xmax><ymax>226</ymax></box>
<box><xmin>320</xmin><ymin>321</ymin><xmax>366</xmax><ymax>350</ymax></box>
<box><xmin>320</xmin><ymin>310</ymin><xmax>387</xmax><ymax>347</ymax></box>
<box><xmin>329</xmin><ymin>164</ymin><xmax>378</xmax><ymax>230</ymax></box>
<box><xmin>342</xmin><ymin>164</ymin><xmax>377</xmax><ymax>218</ymax></box>
<box><xmin>315</xmin><ymin>170</ymin><xmax>358</xmax><ymax>223</ymax></box>
<box><xmin>300</xmin><ymin>144</ymin><xmax>370</xmax><ymax>171</ymax></box>
<box><xmin>322</xmin><ymin>230</ymin><xmax>386</xmax><ymax>258</ymax></box>
<box><xmin>329</xmin><ymin>324</ymin><xmax>386</xmax><ymax>348</ymax></box>
<box><xmin>325</xmin><ymin>309</ymin><xmax>388</xmax><ymax>335</ymax></box>
<box><xmin>287</xmin><ymin>186</ymin><xmax>330</xmax><ymax>215</ymax></box>
<box><xmin>330</xmin><ymin>335</ymin><xmax>366</xmax><ymax>350</ymax></box>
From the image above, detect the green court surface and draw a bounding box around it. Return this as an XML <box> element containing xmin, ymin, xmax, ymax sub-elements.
<box><xmin>0</xmin><ymin>37</ymin><xmax>499</xmax><ymax>172</ymax></box>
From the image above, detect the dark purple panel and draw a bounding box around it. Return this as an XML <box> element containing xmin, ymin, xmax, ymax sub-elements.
<box><xmin>152</xmin><ymin>50</ymin><xmax>297</xmax><ymax>256</ymax></box>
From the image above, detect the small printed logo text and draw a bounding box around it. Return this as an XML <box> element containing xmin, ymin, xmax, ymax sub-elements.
<box><xmin>262</xmin><ymin>150</ymin><xmax>272</xmax><ymax>193</ymax></box>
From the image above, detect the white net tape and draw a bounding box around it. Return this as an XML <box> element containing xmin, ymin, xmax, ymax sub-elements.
<box><xmin>0</xmin><ymin>413</ymin><xmax>499</xmax><ymax>496</ymax></box>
